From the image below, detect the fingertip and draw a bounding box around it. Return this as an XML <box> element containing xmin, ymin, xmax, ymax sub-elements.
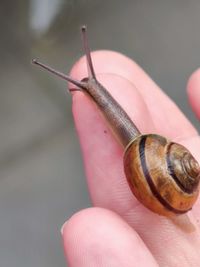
<box><xmin>187</xmin><ymin>68</ymin><xmax>200</xmax><ymax>120</ymax></box>
<box><xmin>69</xmin><ymin>50</ymin><xmax>136</xmax><ymax>80</ymax></box>
<box><xmin>62</xmin><ymin>207</ymin><xmax>158</xmax><ymax>267</ymax></box>
<box><xmin>187</xmin><ymin>68</ymin><xmax>200</xmax><ymax>88</ymax></box>
<box><xmin>62</xmin><ymin>207</ymin><xmax>118</xmax><ymax>240</ymax></box>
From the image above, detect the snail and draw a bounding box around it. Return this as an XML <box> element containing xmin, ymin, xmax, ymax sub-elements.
<box><xmin>32</xmin><ymin>25</ymin><xmax>200</xmax><ymax>217</ymax></box>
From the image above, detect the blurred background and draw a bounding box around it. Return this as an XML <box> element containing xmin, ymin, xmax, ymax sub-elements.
<box><xmin>0</xmin><ymin>0</ymin><xmax>200</xmax><ymax>266</ymax></box>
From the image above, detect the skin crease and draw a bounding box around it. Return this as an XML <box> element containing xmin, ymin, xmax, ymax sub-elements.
<box><xmin>62</xmin><ymin>51</ymin><xmax>200</xmax><ymax>267</ymax></box>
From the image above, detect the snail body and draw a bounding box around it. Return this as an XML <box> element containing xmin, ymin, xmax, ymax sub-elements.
<box><xmin>32</xmin><ymin>26</ymin><xmax>200</xmax><ymax>217</ymax></box>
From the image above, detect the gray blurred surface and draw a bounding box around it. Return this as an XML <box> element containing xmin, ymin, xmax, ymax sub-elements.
<box><xmin>0</xmin><ymin>1</ymin><xmax>200</xmax><ymax>266</ymax></box>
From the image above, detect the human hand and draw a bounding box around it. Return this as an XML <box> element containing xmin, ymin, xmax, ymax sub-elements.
<box><xmin>61</xmin><ymin>51</ymin><xmax>200</xmax><ymax>267</ymax></box>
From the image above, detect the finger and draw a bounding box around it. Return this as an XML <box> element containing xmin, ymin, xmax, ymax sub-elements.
<box><xmin>71</xmin><ymin>50</ymin><xmax>197</xmax><ymax>140</ymax></box>
<box><xmin>187</xmin><ymin>68</ymin><xmax>200</xmax><ymax>120</ymax></box>
<box><xmin>69</xmin><ymin>52</ymin><xmax>200</xmax><ymax>266</ymax></box>
<box><xmin>62</xmin><ymin>208</ymin><xmax>158</xmax><ymax>267</ymax></box>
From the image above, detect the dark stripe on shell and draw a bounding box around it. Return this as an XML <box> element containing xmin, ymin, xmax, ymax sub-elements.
<box><xmin>166</xmin><ymin>143</ymin><xmax>193</xmax><ymax>194</ymax></box>
<box><xmin>139</xmin><ymin>136</ymin><xmax>190</xmax><ymax>214</ymax></box>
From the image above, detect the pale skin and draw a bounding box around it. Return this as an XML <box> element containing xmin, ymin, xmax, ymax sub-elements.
<box><xmin>61</xmin><ymin>50</ymin><xmax>200</xmax><ymax>267</ymax></box>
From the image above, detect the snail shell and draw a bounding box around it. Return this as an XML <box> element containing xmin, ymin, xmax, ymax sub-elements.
<box><xmin>124</xmin><ymin>134</ymin><xmax>200</xmax><ymax>216</ymax></box>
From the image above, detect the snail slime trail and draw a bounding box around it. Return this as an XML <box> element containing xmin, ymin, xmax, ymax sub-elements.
<box><xmin>32</xmin><ymin>26</ymin><xmax>200</xmax><ymax>223</ymax></box>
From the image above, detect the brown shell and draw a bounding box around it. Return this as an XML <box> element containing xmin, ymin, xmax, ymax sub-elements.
<box><xmin>124</xmin><ymin>134</ymin><xmax>200</xmax><ymax>217</ymax></box>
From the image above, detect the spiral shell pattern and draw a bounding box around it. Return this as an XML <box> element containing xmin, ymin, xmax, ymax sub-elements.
<box><xmin>124</xmin><ymin>134</ymin><xmax>200</xmax><ymax>216</ymax></box>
